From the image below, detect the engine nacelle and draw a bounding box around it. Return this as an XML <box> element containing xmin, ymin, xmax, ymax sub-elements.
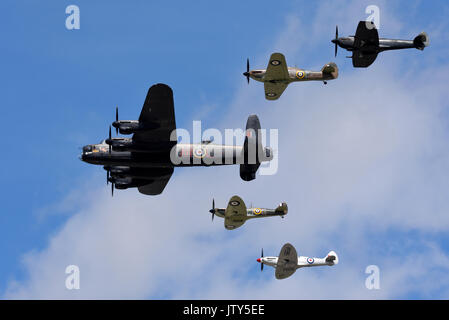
<box><xmin>112</xmin><ymin>120</ymin><xmax>160</xmax><ymax>135</ymax></box>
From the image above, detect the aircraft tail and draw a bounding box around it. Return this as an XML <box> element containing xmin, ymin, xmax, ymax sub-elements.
<box><xmin>325</xmin><ymin>251</ymin><xmax>339</xmax><ymax>265</ymax></box>
<box><xmin>275</xmin><ymin>202</ymin><xmax>288</xmax><ymax>216</ymax></box>
<box><xmin>240</xmin><ymin>115</ymin><xmax>272</xmax><ymax>181</ymax></box>
<box><xmin>321</xmin><ymin>62</ymin><xmax>339</xmax><ymax>79</ymax></box>
<box><xmin>413</xmin><ymin>32</ymin><xmax>429</xmax><ymax>50</ymax></box>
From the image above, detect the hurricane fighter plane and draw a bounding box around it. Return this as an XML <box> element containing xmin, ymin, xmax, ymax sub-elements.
<box><xmin>243</xmin><ymin>53</ymin><xmax>339</xmax><ymax>100</ymax></box>
<box><xmin>80</xmin><ymin>84</ymin><xmax>273</xmax><ymax>196</ymax></box>
<box><xmin>332</xmin><ymin>21</ymin><xmax>429</xmax><ymax>68</ymax></box>
<box><xmin>257</xmin><ymin>243</ymin><xmax>338</xmax><ymax>280</ymax></box>
<box><xmin>208</xmin><ymin>195</ymin><xmax>288</xmax><ymax>230</ymax></box>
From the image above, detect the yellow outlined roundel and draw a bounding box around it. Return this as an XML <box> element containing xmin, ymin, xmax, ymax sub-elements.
<box><xmin>296</xmin><ymin>70</ymin><xmax>305</xmax><ymax>79</ymax></box>
<box><xmin>253</xmin><ymin>208</ymin><xmax>262</xmax><ymax>215</ymax></box>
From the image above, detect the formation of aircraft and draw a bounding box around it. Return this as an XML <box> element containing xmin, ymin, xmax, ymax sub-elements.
<box><xmin>79</xmin><ymin>18</ymin><xmax>431</xmax><ymax>280</ymax></box>
<box><xmin>332</xmin><ymin>21</ymin><xmax>429</xmax><ymax>67</ymax></box>
<box><xmin>243</xmin><ymin>53</ymin><xmax>338</xmax><ymax>100</ymax></box>
<box><xmin>257</xmin><ymin>243</ymin><xmax>339</xmax><ymax>280</ymax></box>
<box><xmin>80</xmin><ymin>84</ymin><xmax>273</xmax><ymax>196</ymax></box>
<box><xmin>208</xmin><ymin>195</ymin><xmax>288</xmax><ymax>230</ymax></box>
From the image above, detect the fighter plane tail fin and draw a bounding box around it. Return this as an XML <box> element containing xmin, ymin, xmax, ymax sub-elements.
<box><xmin>321</xmin><ymin>62</ymin><xmax>339</xmax><ymax>79</ymax></box>
<box><xmin>275</xmin><ymin>202</ymin><xmax>288</xmax><ymax>216</ymax></box>
<box><xmin>413</xmin><ymin>32</ymin><xmax>429</xmax><ymax>50</ymax></box>
<box><xmin>325</xmin><ymin>251</ymin><xmax>339</xmax><ymax>265</ymax></box>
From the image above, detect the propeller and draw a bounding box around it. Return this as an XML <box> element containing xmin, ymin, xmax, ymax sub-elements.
<box><xmin>209</xmin><ymin>199</ymin><xmax>215</xmax><ymax>221</ymax></box>
<box><xmin>243</xmin><ymin>58</ymin><xmax>250</xmax><ymax>84</ymax></box>
<box><xmin>111</xmin><ymin>181</ymin><xmax>114</xmax><ymax>197</ymax></box>
<box><xmin>333</xmin><ymin>25</ymin><xmax>339</xmax><ymax>57</ymax></box>
<box><xmin>261</xmin><ymin>248</ymin><xmax>264</xmax><ymax>271</ymax></box>
<box><xmin>115</xmin><ymin>106</ymin><xmax>119</xmax><ymax>134</ymax></box>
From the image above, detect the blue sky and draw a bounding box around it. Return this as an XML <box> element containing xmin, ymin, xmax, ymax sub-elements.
<box><xmin>1</xmin><ymin>0</ymin><xmax>449</xmax><ymax>299</ymax></box>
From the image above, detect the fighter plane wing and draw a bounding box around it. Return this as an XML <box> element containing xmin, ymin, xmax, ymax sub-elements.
<box><xmin>137</xmin><ymin>168</ymin><xmax>174</xmax><ymax>195</ymax></box>
<box><xmin>354</xmin><ymin>21</ymin><xmax>379</xmax><ymax>49</ymax></box>
<box><xmin>275</xmin><ymin>243</ymin><xmax>298</xmax><ymax>280</ymax></box>
<box><xmin>265</xmin><ymin>53</ymin><xmax>289</xmax><ymax>81</ymax></box>
<box><xmin>224</xmin><ymin>195</ymin><xmax>247</xmax><ymax>230</ymax></box>
<box><xmin>264</xmin><ymin>82</ymin><xmax>288</xmax><ymax>100</ymax></box>
<box><xmin>352</xmin><ymin>50</ymin><xmax>378</xmax><ymax>67</ymax></box>
<box><xmin>132</xmin><ymin>83</ymin><xmax>177</xmax><ymax>148</ymax></box>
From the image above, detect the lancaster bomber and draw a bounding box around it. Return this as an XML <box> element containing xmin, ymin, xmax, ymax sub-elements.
<box><xmin>80</xmin><ymin>84</ymin><xmax>273</xmax><ymax>196</ymax></box>
<box><xmin>209</xmin><ymin>195</ymin><xmax>288</xmax><ymax>230</ymax></box>
<box><xmin>243</xmin><ymin>53</ymin><xmax>338</xmax><ymax>100</ymax></box>
<box><xmin>332</xmin><ymin>21</ymin><xmax>429</xmax><ymax>67</ymax></box>
<box><xmin>258</xmin><ymin>243</ymin><xmax>339</xmax><ymax>280</ymax></box>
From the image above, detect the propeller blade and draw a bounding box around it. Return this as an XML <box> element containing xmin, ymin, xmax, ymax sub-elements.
<box><xmin>108</xmin><ymin>126</ymin><xmax>112</xmax><ymax>154</ymax></box>
<box><xmin>111</xmin><ymin>182</ymin><xmax>114</xmax><ymax>197</ymax></box>
<box><xmin>243</xmin><ymin>58</ymin><xmax>250</xmax><ymax>84</ymax></box>
<box><xmin>209</xmin><ymin>198</ymin><xmax>215</xmax><ymax>221</ymax></box>
<box><xmin>115</xmin><ymin>107</ymin><xmax>119</xmax><ymax>134</ymax></box>
<box><xmin>261</xmin><ymin>248</ymin><xmax>264</xmax><ymax>258</ymax></box>
<box><xmin>107</xmin><ymin>169</ymin><xmax>109</xmax><ymax>185</ymax></box>
<box><xmin>334</xmin><ymin>25</ymin><xmax>338</xmax><ymax>57</ymax></box>
<box><xmin>261</xmin><ymin>262</ymin><xmax>263</xmax><ymax>271</ymax></box>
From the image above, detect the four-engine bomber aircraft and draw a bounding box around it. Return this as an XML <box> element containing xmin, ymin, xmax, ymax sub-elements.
<box><xmin>80</xmin><ymin>84</ymin><xmax>273</xmax><ymax>196</ymax></box>
<box><xmin>257</xmin><ymin>243</ymin><xmax>339</xmax><ymax>279</ymax></box>
<box><xmin>243</xmin><ymin>53</ymin><xmax>339</xmax><ymax>100</ymax></box>
<box><xmin>332</xmin><ymin>21</ymin><xmax>429</xmax><ymax>68</ymax></box>
<box><xmin>209</xmin><ymin>195</ymin><xmax>288</xmax><ymax>230</ymax></box>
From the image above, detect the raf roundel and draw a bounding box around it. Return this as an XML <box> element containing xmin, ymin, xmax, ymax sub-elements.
<box><xmin>296</xmin><ymin>70</ymin><xmax>305</xmax><ymax>79</ymax></box>
<box><xmin>270</xmin><ymin>59</ymin><xmax>281</xmax><ymax>66</ymax></box>
<box><xmin>266</xmin><ymin>92</ymin><xmax>277</xmax><ymax>97</ymax></box>
<box><xmin>253</xmin><ymin>208</ymin><xmax>262</xmax><ymax>215</ymax></box>
<box><xmin>307</xmin><ymin>257</ymin><xmax>314</xmax><ymax>264</ymax></box>
<box><xmin>230</xmin><ymin>200</ymin><xmax>240</xmax><ymax>206</ymax></box>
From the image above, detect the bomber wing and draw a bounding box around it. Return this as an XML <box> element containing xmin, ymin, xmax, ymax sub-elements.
<box><xmin>132</xmin><ymin>83</ymin><xmax>177</xmax><ymax>149</ymax></box>
<box><xmin>137</xmin><ymin>167</ymin><xmax>174</xmax><ymax>195</ymax></box>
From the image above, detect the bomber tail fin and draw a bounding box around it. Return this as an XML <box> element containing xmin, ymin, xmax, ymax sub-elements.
<box><xmin>413</xmin><ymin>32</ymin><xmax>429</xmax><ymax>50</ymax></box>
<box><xmin>240</xmin><ymin>115</ymin><xmax>272</xmax><ymax>181</ymax></box>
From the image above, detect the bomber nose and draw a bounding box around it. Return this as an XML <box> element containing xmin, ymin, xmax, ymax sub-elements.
<box><xmin>257</xmin><ymin>258</ymin><xmax>261</xmax><ymax>263</ymax></box>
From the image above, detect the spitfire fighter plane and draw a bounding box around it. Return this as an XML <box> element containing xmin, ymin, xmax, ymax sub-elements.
<box><xmin>209</xmin><ymin>195</ymin><xmax>288</xmax><ymax>230</ymax></box>
<box><xmin>243</xmin><ymin>53</ymin><xmax>339</xmax><ymax>100</ymax></box>
<box><xmin>80</xmin><ymin>84</ymin><xmax>273</xmax><ymax>196</ymax></box>
<box><xmin>332</xmin><ymin>21</ymin><xmax>429</xmax><ymax>68</ymax></box>
<box><xmin>258</xmin><ymin>243</ymin><xmax>338</xmax><ymax>280</ymax></box>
